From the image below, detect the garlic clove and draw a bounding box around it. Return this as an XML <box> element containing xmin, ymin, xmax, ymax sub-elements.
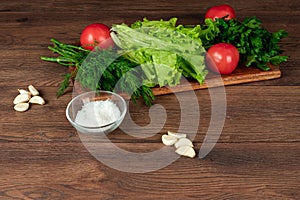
<box><xmin>13</xmin><ymin>94</ymin><xmax>31</xmax><ymax>104</ymax></box>
<box><xmin>161</xmin><ymin>134</ymin><xmax>178</xmax><ymax>146</ymax></box>
<box><xmin>28</xmin><ymin>85</ymin><xmax>39</xmax><ymax>96</ymax></box>
<box><xmin>175</xmin><ymin>145</ymin><xmax>196</xmax><ymax>158</ymax></box>
<box><xmin>14</xmin><ymin>103</ymin><xmax>30</xmax><ymax>112</ymax></box>
<box><xmin>168</xmin><ymin>131</ymin><xmax>187</xmax><ymax>139</ymax></box>
<box><xmin>174</xmin><ymin>138</ymin><xmax>194</xmax><ymax>149</ymax></box>
<box><xmin>29</xmin><ymin>96</ymin><xmax>45</xmax><ymax>105</ymax></box>
<box><xmin>18</xmin><ymin>89</ymin><xmax>30</xmax><ymax>95</ymax></box>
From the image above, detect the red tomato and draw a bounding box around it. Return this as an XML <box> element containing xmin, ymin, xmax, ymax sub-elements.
<box><xmin>205</xmin><ymin>4</ymin><xmax>236</xmax><ymax>21</ymax></box>
<box><xmin>206</xmin><ymin>43</ymin><xmax>240</xmax><ymax>74</ymax></box>
<box><xmin>80</xmin><ymin>23</ymin><xmax>114</xmax><ymax>50</ymax></box>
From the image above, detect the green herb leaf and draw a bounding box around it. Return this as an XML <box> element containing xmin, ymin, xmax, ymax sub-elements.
<box><xmin>57</xmin><ymin>73</ymin><xmax>72</xmax><ymax>97</ymax></box>
<box><xmin>198</xmin><ymin>17</ymin><xmax>288</xmax><ymax>70</ymax></box>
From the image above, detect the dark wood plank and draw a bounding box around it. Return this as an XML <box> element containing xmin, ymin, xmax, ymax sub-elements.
<box><xmin>1</xmin><ymin>86</ymin><xmax>299</xmax><ymax>143</ymax></box>
<box><xmin>1</xmin><ymin>0</ymin><xmax>299</xmax><ymax>199</ymax></box>
<box><xmin>0</xmin><ymin>142</ymin><xmax>299</xmax><ymax>199</ymax></box>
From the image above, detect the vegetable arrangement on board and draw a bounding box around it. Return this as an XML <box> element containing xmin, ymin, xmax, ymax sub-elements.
<box><xmin>41</xmin><ymin>4</ymin><xmax>288</xmax><ymax>106</ymax></box>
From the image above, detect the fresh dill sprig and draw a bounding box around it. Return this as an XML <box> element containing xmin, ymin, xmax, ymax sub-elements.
<box><xmin>41</xmin><ymin>39</ymin><xmax>155</xmax><ymax>105</ymax></box>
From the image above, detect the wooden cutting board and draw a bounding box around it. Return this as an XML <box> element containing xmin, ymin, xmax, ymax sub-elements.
<box><xmin>74</xmin><ymin>64</ymin><xmax>281</xmax><ymax>97</ymax></box>
<box><xmin>151</xmin><ymin>64</ymin><xmax>281</xmax><ymax>96</ymax></box>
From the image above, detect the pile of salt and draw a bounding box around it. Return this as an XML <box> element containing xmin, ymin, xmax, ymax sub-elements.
<box><xmin>75</xmin><ymin>100</ymin><xmax>121</xmax><ymax>127</ymax></box>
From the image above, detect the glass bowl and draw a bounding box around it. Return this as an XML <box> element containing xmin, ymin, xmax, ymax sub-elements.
<box><xmin>66</xmin><ymin>90</ymin><xmax>127</xmax><ymax>134</ymax></box>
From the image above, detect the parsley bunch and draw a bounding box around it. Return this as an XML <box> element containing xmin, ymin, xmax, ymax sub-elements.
<box><xmin>199</xmin><ymin>17</ymin><xmax>288</xmax><ymax>70</ymax></box>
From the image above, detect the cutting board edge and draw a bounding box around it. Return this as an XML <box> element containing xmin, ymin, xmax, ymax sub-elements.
<box><xmin>151</xmin><ymin>67</ymin><xmax>282</xmax><ymax>96</ymax></box>
<box><xmin>73</xmin><ymin>66</ymin><xmax>282</xmax><ymax>98</ymax></box>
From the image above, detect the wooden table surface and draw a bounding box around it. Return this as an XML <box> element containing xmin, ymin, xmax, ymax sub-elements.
<box><xmin>1</xmin><ymin>0</ymin><xmax>299</xmax><ymax>199</ymax></box>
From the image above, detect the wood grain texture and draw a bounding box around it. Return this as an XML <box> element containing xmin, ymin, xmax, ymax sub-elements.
<box><xmin>0</xmin><ymin>142</ymin><xmax>299</xmax><ymax>199</ymax></box>
<box><xmin>0</xmin><ymin>0</ymin><xmax>299</xmax><ymax>199</ymax></box>
<box><xmin>151</xmin><ymin>65</ymin><xmax>281</xmax><ymax>96</ymax></box>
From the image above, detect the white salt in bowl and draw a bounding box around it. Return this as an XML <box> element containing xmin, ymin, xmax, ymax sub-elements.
<box><xmin>66</xmin><ymin>90</ymin><xmax>127</xmax><ymax>134</ymax></box>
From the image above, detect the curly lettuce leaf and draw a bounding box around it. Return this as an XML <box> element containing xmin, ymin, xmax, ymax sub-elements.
<box><xmin>111</xmin><ymin>17</ymin><xmax>208</xmax><ymax>87</ymax></box>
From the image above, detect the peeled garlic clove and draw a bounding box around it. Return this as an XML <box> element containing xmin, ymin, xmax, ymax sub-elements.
<box><xmin>175</xmin><ymin>146</ymin><xmax>196</xmax><ymax>158</ymax></box>
<box><xmin>168</xmin><ymin>131</ymin><xmax>187</xmax><ymax>139</ymax></box>
<box><xmin>18</xmin><ymin>89</ymin><xmax>30</xmax><ymax>95</ymax></box>
<box><xmin>174</xmin><ymin>138</ymin><xmax>194</xmax><ymax>149</ymax></box>
<box><xmin>161</xmin><ymin>134</ymin><xmax>178</xmax><ymax>146</ymax></box>
<box><xmin>29</xmin><ymin>96</ymin><xmax>45</xmax><ymax>105</ymax></box>
<box><xmin>13</xmin><ymin>94</ymin><xmax>31</xmax><ymax>104</ymax></box>
<box><xmin>14</xmin><ymin>103</ymin><xmax>30</xmax><ymax>112</ymax></box>
<box><xmin>28</xmin><ymin>85</ymin><xmax>39</xmax><ymax>96</ymax></box>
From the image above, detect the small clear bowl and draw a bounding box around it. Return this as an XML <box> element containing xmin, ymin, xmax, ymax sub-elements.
<box><xmin>66</xmin><ymin>90</ymin><xmax>127</xmax><ymax>134</ymax></box>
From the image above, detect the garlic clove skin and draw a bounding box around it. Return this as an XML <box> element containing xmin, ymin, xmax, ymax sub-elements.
<box><xmin>14</xmin><ymin>103</ymin><xmax>30</xmax><ymax>112</ymax></box>
<box><xmin>18</xmin><ymin>89</ymin><xmax>30</xmax><ymax>95</ymax></box>
<box><xmin>29</xmin><ymin>96</ymin><xmax>45</xmax><ymax>105</ymax></box>
<box><xmin>174</xmin><ymin>138</ymin><xmax>194</xmax><ymax>149</ymax></box>
<box><xmin>13</xmin><ymin>94</ymin><xmax>31</xmax><ymax>104</ymax></box>
<box><xmin>161</xmin><ymin>134</ymin><xmax>178</xmax><ymax>146</ymax></box>
<box><xmin>28</xmin><ymin>85</ymin><xmax>39</xmax><ymax>96</ymax></box>
<box><xmin>168</xmin><ymin>131</ymin><xmax>187</xmax><ymax>139</ymax></box>
<box><xmin>175</xmin><ymin>146</ymin><xmax>196</xmax><ymax>158</ymax></box>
